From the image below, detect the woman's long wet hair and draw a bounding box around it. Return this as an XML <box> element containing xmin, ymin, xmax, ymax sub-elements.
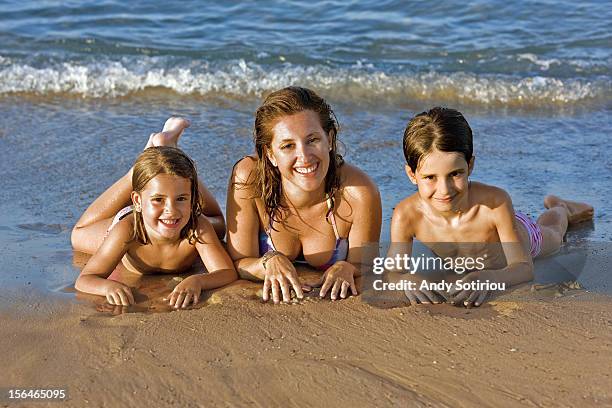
<box><xmin>252</xmin><ymin>86</ymin><xmax>344</xmax><ymax>229</ymax></box>
<box><xmin>132</xmin><ymin>146</ymin><xmax>204</xmax><ymax>245</ymax></box>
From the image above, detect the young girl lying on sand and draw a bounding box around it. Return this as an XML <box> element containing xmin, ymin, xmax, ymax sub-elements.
<box><xmin>388</xmin><ymin>107</ymin><xmax>594</xmax><ymax>307</ymax></box>
<box><xmin>73</xmin><ymin>119</ymin><xmax>236</xmax><ymax>309</ymax></box>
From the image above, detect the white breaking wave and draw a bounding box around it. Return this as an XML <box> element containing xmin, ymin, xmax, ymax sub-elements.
<box><xmin>0</xmin><ymin>58</ymin><xmax>608</xmax><ymax>106</ymax></box>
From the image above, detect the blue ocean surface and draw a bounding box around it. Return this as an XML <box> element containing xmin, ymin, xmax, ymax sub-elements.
<box><xmin>0</xmin><ymin>0</ymin><xmax>610</xmax><ymax>293</ymax></box>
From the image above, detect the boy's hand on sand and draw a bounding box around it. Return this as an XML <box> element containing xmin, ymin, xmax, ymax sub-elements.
<box><xmin>448</xmin><ymin>271</ymin><xmax>488</xmax><ymax>308</ymax></box>
<box><xmin>168</xmin><ymin>275</ymin><xmax>203</xmax><ymax>309</ymax></box>
<box><xmin>317</xmin><ymin>261</ymin><xmax>358</xmax><ymax>300</ymax></box>
<box><xmin>103</xmin><ymin>281</ymin><xmax>135</xmax><ymax>306</ymax></box>
<box><xmin>404</xmin><ymin>284</ymin><xmax>448</xmax><ymax>305</ymax></box>
<box><xmin>262</xmin><ymin>254</ymin><xmax>305</xmax><ymax>304</ymax></box>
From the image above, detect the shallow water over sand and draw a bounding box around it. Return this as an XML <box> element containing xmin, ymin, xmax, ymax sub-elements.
<box><xmin>0</xmin><ymin>96</ymin><xmax>610</xmax><ymax>301</ymax></box>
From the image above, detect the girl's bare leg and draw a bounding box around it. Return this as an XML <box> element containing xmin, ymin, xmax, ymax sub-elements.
<box><xmin>72</xmin><ymin>118</ymin><xmax>228</xmax><ymax>254</ymax></box>
<box><xmin>537</xmin><ymin>195</ymin><xmax>594</xmax><ymax>257</ymax></box>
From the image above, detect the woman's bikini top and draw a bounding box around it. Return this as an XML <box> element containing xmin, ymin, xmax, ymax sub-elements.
<box><xmin>258</xmin><ymin>196</ymin><xmax>349</xmax><ymax>271</ymax></box>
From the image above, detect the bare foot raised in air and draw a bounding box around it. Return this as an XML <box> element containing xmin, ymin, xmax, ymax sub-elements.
<box><xmin>544</xmin><ymin>195</ymin><xmax>594</xmax><ymax>224</ymax></box>
<box><xmin>144</xmin><ymin>117</ymin><xmax>191</xmax><ymax>149</ymax></box>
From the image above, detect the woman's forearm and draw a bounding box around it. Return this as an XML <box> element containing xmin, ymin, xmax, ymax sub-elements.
<box><xmin>234</xmin><ymin>257</ymin><xmax>266</xmax><ymax>281</ymax></box>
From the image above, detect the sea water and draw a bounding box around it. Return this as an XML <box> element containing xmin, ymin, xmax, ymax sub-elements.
<box><xmin>0</xmin><ymin>1</ymin><xmax>610</xmax><ymax>295</ymax></box>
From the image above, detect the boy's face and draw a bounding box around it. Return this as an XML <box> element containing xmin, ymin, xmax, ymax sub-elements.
<box><xmin>406</xmin><ymin>149</ymin><xmax>473</xmax><ymax>213</ymax></box>
<box><xmin>132</xmin><ymin>174</ymin><xmax>192</xmax><ymax>241</ymax></box>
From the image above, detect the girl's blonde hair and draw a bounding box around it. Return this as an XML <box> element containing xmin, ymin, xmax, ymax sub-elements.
<box><xmin>132</xmin><ymin>146</ymin><xmax>204</xmax><ymax>245</ymax></box>
<box><xmin>252</xmin><ymin>86</ymin><xmax>344</xmax><ymax>228</ymax></box>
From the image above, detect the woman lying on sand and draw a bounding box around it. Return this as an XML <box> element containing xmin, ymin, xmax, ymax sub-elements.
<box><xmin>227</xmin><ymin>86</ymin><xmax>382</xmax><ymax>304</ymax></box>
<box><xmin>72</xmin><ymin>119</ymin><xmax>236</xmax><ymax>309</ymax></box>
<box><xmin>388</xmin><ymin>107</ymin><xmax>594</xmax><ymax>307</ymax></box>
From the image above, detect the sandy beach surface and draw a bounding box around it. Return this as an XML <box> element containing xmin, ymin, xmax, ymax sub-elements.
<box><xmin>2</xmin><ymin>262</ymin><xmax>611</xmax><ymax>408</ymax></box>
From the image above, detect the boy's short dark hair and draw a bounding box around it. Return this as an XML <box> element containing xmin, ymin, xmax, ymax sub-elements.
<box><xmin>403</xmin><ymin>107</ymin><xmax>473</xmax><ymax>172</ymax></box>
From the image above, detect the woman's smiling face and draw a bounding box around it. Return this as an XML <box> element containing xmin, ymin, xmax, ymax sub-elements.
<box><xmin>266</xmin><ymin>110</ymin><xmax>331</xmax><ymax>194</ymax></box>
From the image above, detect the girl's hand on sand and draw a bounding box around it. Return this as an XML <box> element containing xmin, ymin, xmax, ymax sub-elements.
<box><xmin>317</xmin><ymin>261</ymin><xmax>358</xmax><ymax>300</ymax></box>
<box><xmin>262</xmin><ymin>253</ymin><xmax>304</xmax><ymax>304</ymax></box>
<box><xmin>103</xmin><ymin>281</ymin><xmax>135</xmax><ymax>306</ymax></box>
<box><xmin>168</xmin><ymin>275</ymin><xmax>203</xmax><ymax>309</ymax></box>
<box><xmin>404</xmin><ymin>284</ymin><xmax>448</xmax><ymax>305</ymax></box>
<box><xmin>448</xmin><ymin>272</ymin><xmax>488</xmax><ymax>308</ymax></box>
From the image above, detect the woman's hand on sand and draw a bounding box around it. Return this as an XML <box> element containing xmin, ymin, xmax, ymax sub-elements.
<box><xmin>103</xmin><ymin>281</ymin><xmax>135</xmax><ymax>306</ymax></box>
<box><xmin>317</xmin><ymin>261</ymin><xmax>358</xmax><ymax>300</ymax></box>
<box><xmin>168</xmin><ymin>275</ymin><xmax>203</xmax><ymax>309</ymax></box>
<box><xmin>448</xmin><ymin>271</ymin><xmax>488</xmax><ymax>308</ymax></box>
<box><xmin>262</xmin><ymin>253</ymin><xmax>304</xmax><ymax>304</ymax></box>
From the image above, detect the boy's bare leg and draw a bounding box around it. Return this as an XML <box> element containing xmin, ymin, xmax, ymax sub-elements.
<box><xmin>537</xmin><ymin>195</ymin><xmax>594</xmax><ymax>257</ymax></box>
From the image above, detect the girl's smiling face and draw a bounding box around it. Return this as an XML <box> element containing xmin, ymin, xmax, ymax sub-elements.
<box><xmin>266</xmin><ymin>110</ymin><xmax>331</xmax><ymax>195</ymax></box>
<box><xmin>407</xmin><ymin>149</ymin><xmax>473</xmax><ymax>214</ymax></box>
<box><xmin>132</xmin><ymin>174</ymin><xmax>192</xmax><ymax>241</ymax></box>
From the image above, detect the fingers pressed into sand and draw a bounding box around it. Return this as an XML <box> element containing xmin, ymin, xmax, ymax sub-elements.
<box><xmin>172</xmin><ymin>291</ymin><xmax>187</xmax><ymax>309</ymax></box>
<box><xmin>279</xmin><ymin>277</ymin><xmax>291</xmax><ymax>303</ymax></box>
<box><xmin>404</xmin><ymin>290</ymin><xmax>418</xmax><ymax>305</ymax></box>
<box><xmin>271</xmin><ymin>279</ymin><xmax>280</xmax><ymax>304</ymax></box>
<box><xmin>422</xmin><ymin>288</ymin><xmax>440</xmax><ymax>304</ymax></box>
<box><xmin>181</xmin><ymin>292</ymin><xmax>193</xmax><ymax>309</ymax></box>
<box><xmin>319</xmin><ymin>273</ymin><xmax>333</xmax><ymax>298</ymax></box>
<box><xmin>286</xmin><ymin>274</ymin><xmax>304</xmax><ymax>299</ymax></box>
<box><xmin>350</xmin><ymin>279</ymin><xmax>358</xmax><ymax>296</ymax></box>
<box><xmin>415</xmin><ymin>291</ymin><xmax>431</xmax><ymax>304</ymax></box>
<box><xmin>262</xmin><ymin>276</ymin><xmax>271</xmax><ymax>302</ymax></box>
<box><xmin>465</xmin><ymin>291</ymin><xmax>480</xmax><ymax>308</ymax></box>
<box><xmin>340</xmin><ymin>281</ymin><xmax>349</xmax><ymax>298</ymax></box>
<box><xmin>474</xmin><ymin>291</ymin><xmax>488</xmax><ymax>307</ymax></box>
<box><xmin>330</xmin><ymin>280</ymin><xmax>342</xmax><ymax>300</ymax></box>
<box><xmin>124</xmin><ymin>288</ymin><xmax>135</xmax><ymax>305</ymax></box>
<box><xmin>451</xmin><ymin>289</ymin><xmax>470</xmax><ymax>305</ymax></box>
<box><xmin>116</xmin><ymin>290</ymin><xmax>129</xmax><ymax>306</ymax></box>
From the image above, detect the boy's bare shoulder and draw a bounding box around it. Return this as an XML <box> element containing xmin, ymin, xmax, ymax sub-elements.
<box><xmin>392</xmin><ymin>193</ymin><xmax>420</xmax><ymax>222</ymax></box>
<box><xmin>470</xmin><ymin>181</ymin><xmax>512</xmax><ymax>209</ymax></box>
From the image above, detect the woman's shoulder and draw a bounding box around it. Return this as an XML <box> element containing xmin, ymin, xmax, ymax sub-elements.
<box><xmin>231</xmin><ymin>155</ymin><xmax>257</xmax><ymax>183</ymax></box>
<box><xmin>339</xmin><ymin>161</ymin><xmax>379</xmax><ymax>199</ymax></box>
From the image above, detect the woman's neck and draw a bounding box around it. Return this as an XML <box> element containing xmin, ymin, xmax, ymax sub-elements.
<box><xmin>281</xmin><ymin>179</ymin><xmax>327</xmax><ymax>210</ymax></box>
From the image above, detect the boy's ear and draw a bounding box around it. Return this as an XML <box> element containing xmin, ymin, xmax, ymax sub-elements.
<box><xmin>265</xmin><ymin>146</ymin><xmax>278</xmax><ymax>167</ymax></box>
<box><xmin>405</xmin><ymin>165</ymin><xmax>417</xmax><ymax>185</ymax></box>
<box><xmin>131</xmin><ymin>191</ymin><xmax>142</xmax><ymax>211</ymax></box>
<box><xmin>468</xmin><ymin>156</ymin><xmax>475</xmax><ymax>176</ymax></box>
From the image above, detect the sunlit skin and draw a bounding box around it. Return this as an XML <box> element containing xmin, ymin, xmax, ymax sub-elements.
<box><xmin>267</xmin><ymin>110</ymin><xmax>331</xmax><ymax>202</ymax></box>
<box><xmin>72</xmin><ymin>117</ymin><xmax>236</xmax><ymax>310</ymax></box>
<box><xmin>407</xmin><ymin>150</ymin><xmax>473</xmax><ymax>218</ymax></box>
<box><xmin>389</xmin><ymin>147</ymin><xmax>593</xmax><ymax>308</ymax></box>
<box><xmin>390</xmin><ymin>148</ymin><xmax>532</xmax><ymax>308</ymax></box>
<box><xmin>131</xmin><ymin>174</ymin><xmax>192</xmax><ymax>242</ymax></box>
<box><xmin>227</xmin><ymin>109</ymin><xmax>382</xmax><ymax>304</ymax></box>
<box><xmin>75</xmin><ymin>173</ymin><xmax>236</xmax><ymax>310</ymax></box>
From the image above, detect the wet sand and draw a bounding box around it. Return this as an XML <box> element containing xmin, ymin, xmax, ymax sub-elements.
<box><xmin>2</xmin><ymin>263</ymin><xmax>612</xmax><ymax>407</ymax></box>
